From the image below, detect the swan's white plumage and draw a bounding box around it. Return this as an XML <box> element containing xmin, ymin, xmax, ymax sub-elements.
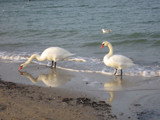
<box><xmin>40</xmin><ymin>47</ymin><xmax>74</xmax><ymax>62</ymax></box>
<box><xmin>103</xmin><ymin>54</ymin><xmax>133</xmax><ymax>70</ymax></box>
<box><xmin>19</xmin><ymin>47</ymin><xmax>74</xmax><ymax>70</ymax></box>
<box><xmin>101</xmin><ymin>41</ymin><xmax>134</xmax><ymax>75</ymax></box>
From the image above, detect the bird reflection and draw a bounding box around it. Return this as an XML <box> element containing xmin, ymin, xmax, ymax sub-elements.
<box><xmin>19</xmin><ymin>68</ymin><xmax>73</xmax><ymax>87</ymax></box>
<box><xmin>104</xmin><ymin>76</ymin><xmax>122</xmax><ymax>103</ymax></box>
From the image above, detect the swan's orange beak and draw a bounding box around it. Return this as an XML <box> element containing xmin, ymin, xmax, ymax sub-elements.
<box><xmin>19</xmin><ymin>66</ymin><xmax>23</xmax><ymax>71</ymax></box>
<box><xmin>101</xmin><ymin>44</ymin><xmax>104</xmax><ymax>48</ymax></box>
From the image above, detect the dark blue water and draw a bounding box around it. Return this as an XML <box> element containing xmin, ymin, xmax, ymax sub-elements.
<box><xmin>0</xmin><ymin>0</ymin><xmax>160</xmax><ymax>77</ymax></box>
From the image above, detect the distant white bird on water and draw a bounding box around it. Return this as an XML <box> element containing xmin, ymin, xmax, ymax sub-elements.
<box><xmin>101</xmin><ymin>41</ymin><xmax>134</xmax><ymax>76</ymax></box>
<box><xmin>101</xmin><ymin>28</ymin><xmax>112</xmax><ymax>34</ymax></box>
<box><xmin>19</xmin><ymin>47</ymin><xmax>74</xmax><ymax>70</ymax></box>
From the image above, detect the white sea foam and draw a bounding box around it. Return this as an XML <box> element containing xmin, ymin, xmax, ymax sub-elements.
<box><xmin>0</xmin><ymin>51</ymin><xmax>159</xmax><ymax>77</ymax></box>
<box><xmin>66</xmin><ymin>56</ymin><xmax>86</xmax><ymax>62</ymax></box>
<box><xmin>0</xmin><ymin>52</ymin><xmax>28</xmax><ymax>62</ymax></box>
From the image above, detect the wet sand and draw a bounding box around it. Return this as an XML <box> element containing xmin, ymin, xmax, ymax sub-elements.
<box><xmin>0</xmin><ymin>79</ymin><xmax>117</xmax><ymax>120</ymax></box>
<box><xmin>0</xmin><ymin>61</ymin><xmax>160</xmax><ymax>119</ymax></box>
<box><xmin>0</xmin><ymin>62</ymin><xmax>117</xmax><ymax>120</ymax></box>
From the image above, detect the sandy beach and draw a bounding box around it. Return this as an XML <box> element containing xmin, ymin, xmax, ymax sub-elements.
<box><xmin>0</xmin><ymin>62</ymin><xmax>117</xmax><ymax>120</ymax></box>
<box><xmin>0</xmin><ymin>79</ymin><xmax>117</xmax><ymax>120</ymax></box>
<box><xmin>0</xmin><ymin>61</ymin><xmax>160</xmax><ymax>120</ymax></box>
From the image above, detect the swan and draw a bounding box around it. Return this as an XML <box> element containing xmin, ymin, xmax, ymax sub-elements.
<box><xmin>101</xmin><ymin>41</ymin><xmax>134</xmax><ymax>76</ymax></box>
<box><xmin>101</xmin><ymin>28</ymin><xmax>112</xmax><ymax>34</ymax></box>
<box><xmin>19</xmin><ymin>47</ymin><xmax>74</xmax><ymax>70</ymax></box>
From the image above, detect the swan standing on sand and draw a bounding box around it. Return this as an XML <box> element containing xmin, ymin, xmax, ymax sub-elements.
<box><xmin>101</xmin><ymin>41</ymin><xmax>134</xmax><ymax>76</ymax></box>
<box><xmin>19</xmin><ymin>47</ymin><xmax>74</xmax><ymax>70</ymax></box>
<box><xmin>101</xmin><ymin>29</ymin><xmax>112</xmax><ymax>34</ymax></box>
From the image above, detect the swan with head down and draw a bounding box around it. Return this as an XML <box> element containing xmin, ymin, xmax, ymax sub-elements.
<box><xmin>101</xmin><ymin>41</ymin><xmax>134</xmax><ymax>76</ymax></box>
<box><xmin>19</xmin><ymin>47</ymin><xmax>74</xmax><ymax>70</ymax></box>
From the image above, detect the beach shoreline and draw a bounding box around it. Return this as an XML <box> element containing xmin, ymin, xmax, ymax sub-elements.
<box><xmin>0</xmin><ymin>61</ymin><xmax>160</xmax><ymax>119</ymax></box>
<box><xmin>0</xmin><ymin>61</ymin><xmax>118</xmax><ymax>120</ymax></box>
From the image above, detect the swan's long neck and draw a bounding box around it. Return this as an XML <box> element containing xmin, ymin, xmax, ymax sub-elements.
<box><xmin>23</xmin><ymin>54</ymin><xmax>46</xmax><ymax>67</ymax></box>
<box><xmin>22</xmin><ymin>72</ymin><xmax>41</xmax><ymax>83</ymax></box>
<box><xmin>107</xmin><ymin>43</ymin><xmax>113</xmax><ymax>57</ymax></box>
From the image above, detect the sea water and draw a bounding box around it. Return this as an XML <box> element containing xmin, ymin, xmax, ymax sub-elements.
<box><xmin>0</xmin><ymin>0</ymin><xmax>160</xmax><ymax>77</ymax></box>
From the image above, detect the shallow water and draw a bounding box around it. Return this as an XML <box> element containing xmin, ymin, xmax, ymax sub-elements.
<box><xmin>0</xmin><ymin>0</ymin><xmax>160</xmax><ymax>77</ymax></box>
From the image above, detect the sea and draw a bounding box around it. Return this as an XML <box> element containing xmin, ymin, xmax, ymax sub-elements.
<box><xmin>0</xmin><ymin>0</ymin><xmax>160</xmax><ymax>77</ymax></box>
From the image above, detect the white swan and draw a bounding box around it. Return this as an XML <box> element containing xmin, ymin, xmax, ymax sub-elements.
<box><xmin>19</xmin><ymin>47</ymin><xmax>74</xmax><ymax>70</ymax></box>
<box><xmin>101</xmin><ymin>28</ymin><xmax>112</xmax><ymax>34</ymax></box>
<box><xmin>101</xmin><ymin>41</ymin><xmax>134</xmax><ymax>76</ymax></box>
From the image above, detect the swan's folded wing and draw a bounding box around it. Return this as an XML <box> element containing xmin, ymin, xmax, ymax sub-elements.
<box><xmin>108</xmin><ymin>55</ymin><xmax>134</xmax><ymax>69</ymax></box>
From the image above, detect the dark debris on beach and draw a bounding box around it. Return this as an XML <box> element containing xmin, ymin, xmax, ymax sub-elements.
<box><xmin>0</xmin><ymin>78</ymin><xmax>117</xmax><ymax>120</ymax></box>
<box><xmin>62</xmin><ymin>97</ymin><xmax>117</xmax><ymax>119</ymax></box>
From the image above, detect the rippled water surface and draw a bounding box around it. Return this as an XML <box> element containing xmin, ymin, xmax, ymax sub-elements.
<box><xmin>0</xmin><ymin>0</ymin><xmax>160</xmax><ymax>76</ymax></box>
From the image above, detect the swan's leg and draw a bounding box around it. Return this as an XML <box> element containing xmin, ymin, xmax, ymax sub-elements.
<box><xmin>114</xmin><ymin>69</ymin><xmax>117</xmax><ymax>75</ymax></box>
<box><xmin>54</xmin><ymin>62</ymin><xmax>56</xmax><ymax>68</ymax></box>
<box><xmin>51</xmin><ymin>61</ymin><xmax>54</xmax><ymax>67</ymax></box>
<box><xmin>51</xmin><ymin>61</ymin><xmax>56</xmax><ymax>68</ymax></box>
<box><xmin>120</xmin><ymin>69</ymin><xmax>123</xmax><ymax>76</ymax></box>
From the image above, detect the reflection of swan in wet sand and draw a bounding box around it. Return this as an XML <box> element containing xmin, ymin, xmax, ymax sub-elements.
<box><xmin>104</xmin><ymin>76</ymin><xmax>145</xmax><ymax>102</ymax></box>
<box><xmin>19</xmin><ymin>69</ymin><xmax>73</xmax><ymax>87</ymax></box>
<box><xmin>104</xmin><ymin>76</ymin><xmax>122</xmax><ymax>102</ymax></box>
<box><xmin>104</xmin><ymin>76</ymin><xmax>122</xmax><ymax>91</ymax></box>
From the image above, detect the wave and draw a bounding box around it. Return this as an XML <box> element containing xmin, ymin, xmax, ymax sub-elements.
<box><xmin>113</xmin><ymin>39</ymin><xmax>148</xmax><ymax>46</ymax></box>
<box><xmin>80</xmin><ymin>42</ymin><xmax>100</xmax><ymax>47</ymax></box>
<box><xmin>57</xmin><ymin>65</ymin><xmax>160</xmax><ymax>77</ymax></box>
<box><xmin>0</xmin><ymin>32</ymin><xmax>8</xmax><ymax>36</ymax></box>
<box><xmin>0</xmin><ymin>51</ymin><xmax>30</xmax><ymax>62</ymax></box>
<box><xmin>152</xmin><ymin>40</ymin><xmax>160</xmax><ymax>46</ymax></box>
<box><xmin>0</xmin><ymin>42</ymin><xmax>42</xmax><ymax>49</ymax></box>
<box><xmin>150</xmin><ymin>33</ymin><xmax>160</xmax><ymax>38</ymax></box>
<box><xmin>0</xmin><ymin>51</ymin><xmax>159</xmax><ymax>77</ymax></box>
<box><xmin>107</xmin><ymin>32</ymin><xmax>160</xmax><ymax>45</ymax></box>
<box><xmin>108</xmin><ymin>32</ymin><xmax>148</xmax><ymax>40</ymax></box>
